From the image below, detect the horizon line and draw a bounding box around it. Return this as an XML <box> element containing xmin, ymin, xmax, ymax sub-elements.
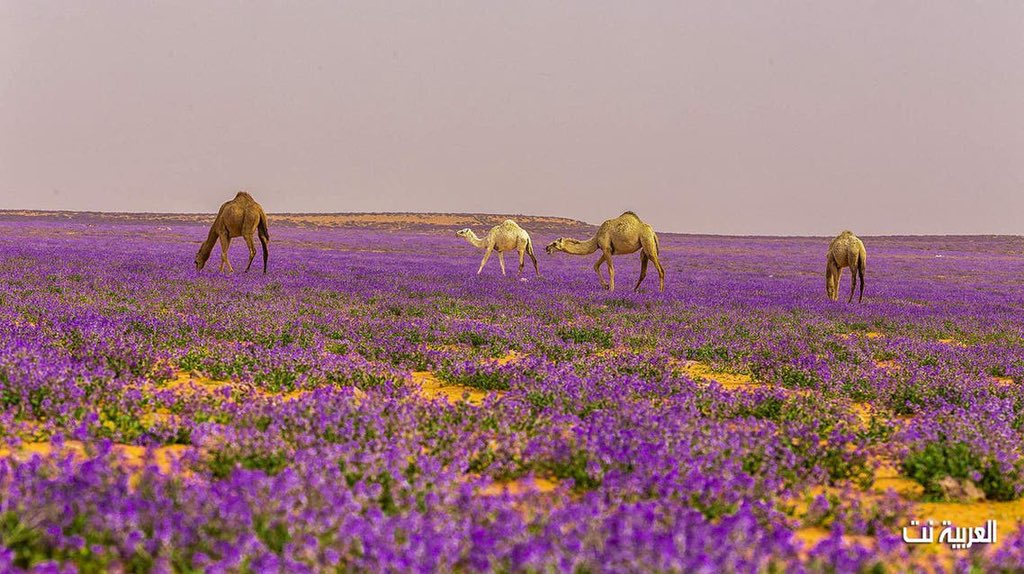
<box><xmin>1</xmin><ymin>208</ymin><xmax>1021</xmax><ymax>239</ymax></box>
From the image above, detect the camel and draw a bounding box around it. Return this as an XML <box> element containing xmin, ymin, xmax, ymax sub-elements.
<box><xmin>545</xmin><ymin>211</ymin><xmax>665</xmax><ymax>292</ymax></box>
<box><xmin>195</xmin><ymin>191</ymin><xmax>270</xmax><ymax>273</ymax></box>
<box><xmin>826</xmin><ymin>230</ymin><xmax>866</xmax><ymax>302</ymax></box>
<box><xmin>456</xmin><ymin>219</ymin><xmax>539</xmax><ymax>276</ymax></box>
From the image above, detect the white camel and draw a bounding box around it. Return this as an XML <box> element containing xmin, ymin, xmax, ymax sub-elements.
<box><xmin>456</xmin><ymin>220</ymin><xmax>539</xmax><ymax>276</ymax></box>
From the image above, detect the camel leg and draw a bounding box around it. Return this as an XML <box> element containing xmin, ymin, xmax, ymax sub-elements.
<box><xmin>518</xmin><ymin>247</ymin><xmax>526</xmax><ymax>274</ymax></box>
<box><xmin>847</xmin><ymin>266</ymin><xmax>857</xmax><ymax>303</ymax></box>
<box><xmin>215</xmin><ymin>233</ymin><xmax>224</xmax><ymax>272</ymax></box>
<box><xmin>606</xmin><ymin>252</ymin><xmax>616</xmax><ymax>292</ymax></box>
<box><xmin>219</xmin><ymin>234</ymin><xmax>233</xmax><ymax>274</ymax></box>
<box><xmin>826</xmin><ymin>261</ymin><xmax>838</xmax><ymax>300</ymax></box>
<box><xmin>639</xmin><ymin>232</ymin><xmax>665</xmax><ymax>292</ymax></box>
<box><xmin>498</xmin><ymin>251</ymin><xmax>507</xmax><ymax>276</ymax></box>
<box><xmin>858</xmin><ymin>261</ymin><xmax>865</xmax><ymax>303</ymax></box>
<box><xmin>635</xmin><ymin>253</ymin><xmax>649</xmax><ymax>292</ymax></box>
<box><xmin>529</xmin><ymin>250</ymin><xmax>539</xmax><ymax>276</ymax></box>
<box><xmin>244</xmin><ymin>234</ymin><xmax>257</xmax><ymax>272</ymax></box>
<box><xmin>478</xmin><ymin>249</ymin><xmax>493</xmax><ymax>274</ymax></box>
<box><xmin>258</xmin><ymin>234</ymin><xmax>269</xmax><ymax>274</ymax></box>
<box><xmin>593</xmin><ymin>255</ymin><xmax>608</xmax><ymax>289</ymax></box>
<box><xmin>652</xmin><ymin>256</ymin><xmax>665</xmax><ymax>292</ymax></box>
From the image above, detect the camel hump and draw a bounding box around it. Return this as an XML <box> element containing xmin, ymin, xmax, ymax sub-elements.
<box><xmin>621</xmin><ymin>211</ymin><xmax>639</xmax><ymax>218</ymax></box>
<box><xmin>235</xmin><ymin>191</ymin><xmax>255</xmax><ymax>202</ymax></box>
<box><xmin>502</xmin><ymin>219</ymin><xmax>517</xmax><ymax>226</ymax></box>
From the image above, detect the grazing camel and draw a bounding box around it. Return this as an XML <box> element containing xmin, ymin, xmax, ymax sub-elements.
<box><xmin>195</xmin><ymin>191</ymin><xmax>270</xmax><ymax>273</ymax></box>
<box><xmin>456</xmin><ymin>220</ymin><xmax>539</xmax><ymax>276</ymax></box>
<box><xmin>545</xmin><ymin>211</ymin><xmax>665</xmax><ymax>292</ymax></box>
<box><xmin>826</xmin><ymin>230</ymin><xmax>866</xmax><ymax>302</ymax></box>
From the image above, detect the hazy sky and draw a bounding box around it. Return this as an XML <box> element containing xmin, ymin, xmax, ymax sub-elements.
<box><xmin>2</xmin><ymin>2</ymin><xmax>1022</xmax><ymax>234</ymax></box>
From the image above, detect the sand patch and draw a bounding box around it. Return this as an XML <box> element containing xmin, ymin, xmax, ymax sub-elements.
<box><xmin>489</xmin><ymin>350</ymin><xmax>523</xmax><ymax>366</ymax></box>
<box><xmin>588</xmin><ymin>345</ymin><xmax>632</xmax><ymax>359</ymax></box>
<box><xmin>850</xmin><ymin>402</ymin><xmax>879</xmax><ymax>427</ymax></box>
<box><xmin>161</xmin><ymin>370</ymin><xmax>357</xmax><ymax>403</ymax></box>
<box><xmin>837</xmin><ymin>331</ymin><xmax>885</xmax><ymax>340</ymax></box>
<box><xmin>479</xmin><ymin>476</ymin><xmax>559</xmax><ymax>496</ymax></box>
<box><xmin>872</xmin><ymin>462</ymin><xmax>925</xmax><ymax>498</ymax></box>
<box><xmin>474</xmin><ymin>475</ymin><xmax>564</xmax><ymax>520</ymax></box>
<box><xmin>411</xmin><ymin>370</ymin><xmax>497</xmax><ymax>405</ymax></box>
<box><xmin>677</xmin><ymin>361</ymin><xmax>757</xmax><ymax>389</ymax></box>
<box><xmin>0</xmin><ymin>440</ymin><xmax>192</xmax><ymax>474</ymax></box>
<box><xmin>161</xmin><ymin>370</ymin><xmax>231</xmax><ymax>394</ymax></box>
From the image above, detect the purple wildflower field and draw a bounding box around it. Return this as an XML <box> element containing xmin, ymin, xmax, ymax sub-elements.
<box><xmin>2</xmin><ymin>214</ymin><xmax>1024</xmax><ymax>572</ymax></box>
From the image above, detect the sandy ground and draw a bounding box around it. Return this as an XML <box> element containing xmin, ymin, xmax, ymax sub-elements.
<box><xmin>0</xmin><ymin>210</ymin><xmax>594</xmax><ymax>233</ymax></box>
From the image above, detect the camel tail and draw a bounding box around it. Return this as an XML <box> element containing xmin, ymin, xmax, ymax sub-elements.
<box><xmin>258</xmin><ymin>211</ymin><xmax>270</xmax><ymax>273</ymax></box>
<box><xmin>644</xmin><ymin>225</ymin><xmax>660</xmax><ymax>257</ymax></box>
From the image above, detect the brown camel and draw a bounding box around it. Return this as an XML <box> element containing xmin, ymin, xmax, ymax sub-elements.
<box><xmin>195</xmin><ymin>191</ymin><xmax>270</xmax><ymax>273</ymax></box>
<box><xmin>456</xmin><ymin>219</ymin><xmax>539</xmax><ymax>276</ymax></box>
<box><xmin>826</xmin><ymin>230</ymin><xmax>866</xmax><ymax>302</ymax></box>
<box><xmin>545</xmin><ymin>211</ymin><xmax>665</xmax><ymax>292</ymax></box>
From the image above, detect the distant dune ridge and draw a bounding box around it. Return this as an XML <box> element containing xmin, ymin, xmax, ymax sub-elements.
<box><xmin>0</xmin><ymin>210</ymin><xmax>592</xmax><ymax>234</ymax></box>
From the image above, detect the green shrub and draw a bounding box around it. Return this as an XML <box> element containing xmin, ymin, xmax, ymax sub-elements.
<box><xmin>902</xmin><ymin>442</ymin><xmax>1020</xmax><ymax>501</ymax></box>
<box><xmin>557</xmin><ymin>327</ymin><xmax>613</xmax><ymax>349</ymax></box>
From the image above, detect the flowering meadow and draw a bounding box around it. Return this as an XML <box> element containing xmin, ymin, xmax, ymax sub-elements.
<box><xmin>2</xmin><ymin>214</ymin><xmax>1024</xmax><ymax>573</ymax></box>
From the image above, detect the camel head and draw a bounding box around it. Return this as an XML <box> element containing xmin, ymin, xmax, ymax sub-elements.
<box><xmin>195</xmin><ymin>246</ymin><xmax>211</xmax><ymax>272</ymax></box>
<box><xmin>545</xmin><ymin>238</ymin><xmax>568</xmax><ymax>254</ymax></box>
<box><xmin>455</xmin><ymin>228</ymin><xmax>472</xmax><ymax>239</ymax></box>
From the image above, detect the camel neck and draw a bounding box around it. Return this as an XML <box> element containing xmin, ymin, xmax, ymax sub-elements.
<box><xmin>462</xmin><ymin>232</ymin><xmax>488</xmax><ymax>249</ymax></box>
<box><xmin>563</xmin><ymin>236</ymin><xmax>599</xmax><ymax>255</ymax></box>
<box><xmin>198</xmin><ymin>223</ymin><xmax>219</xmax><ymax>259</ymax></box>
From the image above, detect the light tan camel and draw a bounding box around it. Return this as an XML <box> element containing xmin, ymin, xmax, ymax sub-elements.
<box><xmin>826</xmin><ymin>230</ymin><xmax>866</xmax><ymax>302</ymax></box>
<box><xmin>456</xmin><ymin>219</ymin><xmax>539</xmax><ymax>276</ymax></box>
<box><xmin>195</xmin><ymin>191</ymin><xmax>270</xmax><ymax>273</ymax></box>
<box><xmin>545</xmin><ymin>211</ymin><xmax>665</xmax><ymax>292</ymax></box>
